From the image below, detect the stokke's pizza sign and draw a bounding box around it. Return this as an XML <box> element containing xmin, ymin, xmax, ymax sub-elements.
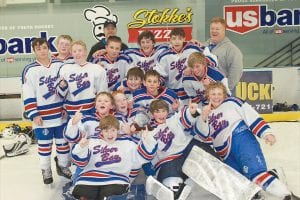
<box><xmin>224</xmin><ymin>5</ymin><xmax>300</xmax><ymax>34</ymax></box>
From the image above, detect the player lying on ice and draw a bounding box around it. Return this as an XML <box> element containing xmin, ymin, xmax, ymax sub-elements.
<box><xmin>193</xmin><ymin>81</ymin><xmax>299</xmax><ymax>200</ymax></box>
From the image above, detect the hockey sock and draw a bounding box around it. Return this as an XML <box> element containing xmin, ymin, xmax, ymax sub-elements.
<box><xmin>38</xmin><ymin>141</ymin><xmax>52</xmax><ymax>169</ymax></box>
<box><xmin>56</xmin><ymin>140</ymin><xmax>70</xmax><ymax>167</ymax></box>
<box><xmin>265</xmin><ymin>178</ymin><xmax>291</xmax><ymax>198</ymax></box>
<box><xmin>252</xmin><ymin>172</ymin><xmax>291</xmax><ymax>198</ymax></box>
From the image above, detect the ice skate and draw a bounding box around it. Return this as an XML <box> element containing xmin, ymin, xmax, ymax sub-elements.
<box><xmin>270</xmin><ymin>168</ymin><xmax>287</xmax><ymax>185</ymax></box>
<box><xmin>251</xmin><ymin>191</ymin><xmax>265</xmax><ymax>200</ymax></box>
<box><xmin>283</xmin><ymin>193</ymin><xmax>300</xmax><ymax>200</ymax></box>
<box><xmin>176</xmin><ymin>184</ymin><xmax>192</xmax><ymax>200</ymax></box>
<box><xmin>146</xmin><ymin>176</ymin><xmax>174</xmax><ymax>200</ymax></box>
<box><xmin>42</xmin><ymin>168</ymin><xmax>53</xmax><ymax>184</ymax></box>
<box><xmin>54</xmin><ymin>156</ymin><xmax>72</xmax><ymax>179</ymax></box>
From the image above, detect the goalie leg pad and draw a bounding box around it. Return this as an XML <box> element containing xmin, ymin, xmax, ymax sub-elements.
<box><xmin>3</xmin><ymin>141</ymin><xmax>30</xmax><ymax>157</ymax></box>
<box><xmin>146</xmin><ymin>176</ymin><xmax>174</xmax><ymax>200</ymax></box>
<box><xmin>182</xmin><ymin>146</ymin><xmax>261</xmax><ymax>200</ymax></box>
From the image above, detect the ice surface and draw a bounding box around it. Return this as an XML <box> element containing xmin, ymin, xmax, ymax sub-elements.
<box><xmin>0</xmin><ymin>122</ymin><xmax>299</xmax><ymax>200</ymax></box>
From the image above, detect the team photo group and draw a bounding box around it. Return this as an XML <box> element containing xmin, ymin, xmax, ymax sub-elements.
<box><xmin>21</xmin><ymin>16</ymin><xmax>299</xmax><ymax>200</ymax></box>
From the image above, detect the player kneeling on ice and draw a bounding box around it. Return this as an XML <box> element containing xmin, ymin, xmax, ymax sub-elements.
<box><xmin>71</xmin><ymin>115</ymin><xmax>157</xmax><ymax>200</ymax></box>
<box><xmin>145</xmin><ymin>99</ymin><xmax>219</xmax><ymax>200</ymax></box>
<box><xmin>194</xmin><ymin>81</ymin><xmax>299</xmax><ymax>200</ymax></box>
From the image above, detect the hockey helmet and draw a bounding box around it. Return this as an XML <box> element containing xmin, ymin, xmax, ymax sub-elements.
<box><xmin>2</xmin><ymin>127</ymin><xmax>16</xmax><ymax>139</ymax></box>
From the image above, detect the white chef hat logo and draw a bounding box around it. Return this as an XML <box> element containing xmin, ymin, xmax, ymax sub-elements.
<box><xmin>83</xmin><ymin>5</ymin><xmax>118</xmax><ymax>41</ymax></box>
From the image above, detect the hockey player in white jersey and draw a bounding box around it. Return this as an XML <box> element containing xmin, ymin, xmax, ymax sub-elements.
<box><xmin>183</xmin><ymin>52</ymin><xmax>230</xmax><ymax>111</ymax></box>
<box><xmin>112</xmin><ymin>67</ymin><xmax>145</xmax><ymax>101</ymax></box>
<box><xmin>51</xmin><ymin>34</ymin><xmax>74</xmax><ymax>64</ymax></box>
<box><xmin>57</xmin><ymin>40</ymin><xmax>108</xmax><ymax>117</ymax></box>
<box><xmin>71</xmin><ymin>115</ymin><xmax>157</xmax><ymax>200</ymax></box>
<box><xmin>133</xmin><ymin>69</ymin><xmax>179</xmax><ymax>116</ymax></box>
<box><xmin>194</xmin><ymin>82</ymin><xmax>299</xmax><ymax>200</ymax></box>
<box><xmin>144</xmin><ymin>99</ymin><xmax>219</xmax><ymax>199</ymax></box>
<box><xmin>64</xmin><ymin>92</ymin><xmax>115</xmax><ymax>144</ymax></box>
<box><xmin>112</xmin><ymin>91</ymin><xmax>140</xmax><ymax>136</ymax></box>
<box><xmin>22</xmin><ymin>38</ymin><xmax>71</xmax><ymax>184</ymax></box>
<box><xmin>154</xmin><ymin>28</ymin><xmax>218</xmax><ymax>105</ymax></box>
<box><xmin>93</xmin><ymin>36</ymin><xmax>133</xmax><ymax>91</ymax></box>
<box><xmin>125</xmin><ymin>30</ymin><xmax>168</xmax><ymax>72</ymax></box>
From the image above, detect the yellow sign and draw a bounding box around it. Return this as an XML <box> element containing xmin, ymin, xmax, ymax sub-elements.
<box><xmin>236</xmin><ymin>82</ymin><xmax>272</xmax><ymax>101</ymax></box>
<box><xmin>127</xmin><ymin>7</ymin><xmax>193</xmax><ymax>29</ymax></box>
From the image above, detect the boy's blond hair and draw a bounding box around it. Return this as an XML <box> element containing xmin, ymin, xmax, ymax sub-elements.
<box><xmin>205</xmin><ymin>82</ymin><xmax>227</xmax><ymax>99</ymax></box>
<box><xmin>56</xmin><ymin>35</ymin><xmax>73</xmax><ymax>44</ymax></box>
<box><xmin>187</xmin><ymin>52</ymin><xmax>206</xmax><ymax>68</ymax></box>
<box><xmin>71</xmin><ymin>40</ymin><xmax>87</xmax><ymax>51</ymax></box>
<box><xmin>100</xmin><ymin>115</ymin><xmax>120</xmax><ymax>130</ymax></box>
<box><xmin>111</xmin><ymin>90</ymin><xmax>125</xmax><ymax>98</ymax></box>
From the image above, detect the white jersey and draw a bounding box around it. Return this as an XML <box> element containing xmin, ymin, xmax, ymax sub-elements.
<box><xmin>133</xmin><ymin>87</ymin><xmax>179</xmax><ymax>116</ymax></box>
<box><xmin>112</xmin><ymin>79</ymin><xmax>145</xmax><ymax>101</ymax></box>
<box><xmin>125</xmin><ymin>44</ymin><xmax>168</xmax><ymax>72</ymax></box>
<box><xmin>114</xmin><ymin>104</ymin><xmax>140</xmax><ymax>136</ymax></box>
<box><xmin>51</xmin><ymin>53</ymin><xmax>74</xmax><ymax>64</ymax></box>
<box><xmin>94</xmin><ymin>54</ymin><xmax>133</xmax><ymax>91</ymax></box>
<box><xmin>155</xmin><ymin>44</ymin><xmax>218</xmax><ymax>101</ymax></box>
<box><xmin>57</xmin><ymin>62</ymin><xmax>108</xmax><ymax>117</ymax></box>
<box><xmin>182</xmin><ymin>66</ymin><xmax>230</xmax><ymax>107</ymax></box>
<box><xmin>147</xmin><ymin>106</ymin><xmax>196</xmax><ymax>171</ymax></box>
<box><xmin>194</xmin><ymin>97</ymin><xmax>272</xmax><ymax>160</ymax></box>
<box><xmin>64</xmin><ymin>111</ymin><xmax>106</xmax><ymax>144</ymax></box>
<box><xmin>71</xmin><ymin>134</ymin><xmax>156</xmax><ymax>186</ymax></box>
<box><xmin>22</xmin><ymin>59</ymin><xmax>64</xmax><ymax>128</ymax></box>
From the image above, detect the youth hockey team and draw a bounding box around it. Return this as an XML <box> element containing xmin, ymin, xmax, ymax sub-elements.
<box><xmin>21</xmin><ymin>17</ymin><xmax>299</xmax><ymax>200</ymax></box>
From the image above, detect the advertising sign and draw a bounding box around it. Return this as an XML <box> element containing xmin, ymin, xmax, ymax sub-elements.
<box><xmin>127</xmin><ymin>7</ymin><xmax>193</xmax><ymax>43</ymax></box>
<box><xmin>235</xmin><ymin>71</ymin><xmax>273</xmax><ymax>114</ymax></box>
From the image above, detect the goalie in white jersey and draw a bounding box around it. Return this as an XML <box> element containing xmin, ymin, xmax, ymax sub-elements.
<box><xmin>71</xmin><ymin>115</ymin><xmax>157</xmax><ymax>200</ymax></box>
<box><xmin>22</xmin><ymin>38</ymin><xmax>71</xmax><ymax>184</ymax></box>
<box><xmin>144</xmin><ymin>99</ymin><xmax>219</xmax><ymax>199</ymax></box>
<box><xmin>195</xmin><ymin>82</ymin><xmax>299</xmax><ymax>200</ymax></box>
